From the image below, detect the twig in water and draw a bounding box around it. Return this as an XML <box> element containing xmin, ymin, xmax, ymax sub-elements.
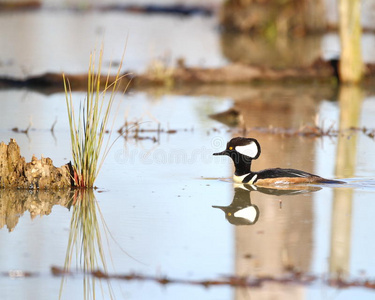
<box><xmin>50</xmin><ymin>117</ymin><xmax>57</xmax><ymax>133</ymax></box>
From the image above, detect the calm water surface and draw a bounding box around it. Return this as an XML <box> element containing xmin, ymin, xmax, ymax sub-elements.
<box><xmin>0</xmin><ymin>86</ymin><xmax>375</xmax><ymax>300</ymax></box>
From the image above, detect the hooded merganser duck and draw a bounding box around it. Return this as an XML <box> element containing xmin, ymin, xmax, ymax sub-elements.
<box><xmin>213</xmin><ymin>137</ymin><xmax>344</xmax><ymax>186</ymax></box>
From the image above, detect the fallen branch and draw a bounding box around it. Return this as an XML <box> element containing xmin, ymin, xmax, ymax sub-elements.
<box><xmin>47</xmin><ymin>266</ymin><xmax>375</xmax><ymax>291</ymax></box>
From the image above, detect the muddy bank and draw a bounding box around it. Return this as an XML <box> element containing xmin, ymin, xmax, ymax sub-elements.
<box><xmin>2</xmin><ymin>59</ymin><xmax>375</xmax><ymax>92</ymax></box>
<box><xmin>0</xmin><ymin>139</ymin><xmax>72</xmax><ymax>189</ymax></box>
<box><xmin>0</xmin><ymin>1</ymin><xmax>213</xmax><ymax>16</ymax></box>
<box><xmin>0</xmin><ymin>1</ymin><xmax>41</xmax><ymax>11</ymax></box>
<box><xmin>0</xmin><ymin>59</ymin><xmax>337</xmax><ymax>90</ymax></box>
<box><xmin>220</xmin><ymin>0</ymin><xmax>326</xmax><ymax>35</ymax></box>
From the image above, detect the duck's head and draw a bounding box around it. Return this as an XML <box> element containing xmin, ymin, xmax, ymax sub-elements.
<box><xmin>213</xmin><ymin>137</ymin><xmax>261</xmax><ymax>161</ymax></box>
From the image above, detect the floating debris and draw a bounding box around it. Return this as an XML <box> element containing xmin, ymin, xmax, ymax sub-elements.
<box><xmin>3</xmin><ymin>270</ymin><xmax>35</xmax><ymax>278</ymax></box>
<box><xmin>117</xmin><ymin>120</ymin><xmax>190</xmax><ymax>143</ymax></box>
<box><xmin>5</xmin><ymin>121</ymin><xmax>375</xmax><ymax>141</ymax></box>
<box><xmin>206</xmin><ymin>123</ymin><xmax>375</xmax><ymax>140</ymax></box>
<box><xmin>209</xmin><ymin>108</ymin><xmax>241</xmax><ymax>127</ymax></box>
<box><xmin>11</xmin><ymin>122</ymin><xmax>31</xmax><ymax>135</ymax></box>
<box><xmin>48</xmin><ymin>266</ymin><xmax>375</xmax><ymax>291</ymax></box>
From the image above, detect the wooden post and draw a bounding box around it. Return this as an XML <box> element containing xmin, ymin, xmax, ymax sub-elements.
<box><xmin>339</xmin><ymin>0</ymin><xmax>363</xmax><ymax>83</ymax></box>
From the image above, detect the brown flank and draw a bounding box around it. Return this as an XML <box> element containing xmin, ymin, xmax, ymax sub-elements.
<box><xmin>255</xmin><ymin>176</ymin><xmax>326</xmax><ymax>186</ymax></box>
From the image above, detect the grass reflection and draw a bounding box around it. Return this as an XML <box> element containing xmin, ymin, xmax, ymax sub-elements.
<box><xmin>59</xmin><ymin>189</ymin><xmax>112</xmax><ymax>300</ymax></box>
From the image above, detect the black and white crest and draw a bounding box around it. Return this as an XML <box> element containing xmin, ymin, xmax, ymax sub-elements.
<box><xmin>229</xmin><ymin>137</ymin><xmax>261</xmax><ymax>159</ymax></box>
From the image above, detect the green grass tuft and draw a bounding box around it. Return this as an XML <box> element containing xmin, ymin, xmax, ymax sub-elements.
<box><xmin>63</xmin><ymin>45</ymin><xmax>129</xmax><ymax>188</ymax></box>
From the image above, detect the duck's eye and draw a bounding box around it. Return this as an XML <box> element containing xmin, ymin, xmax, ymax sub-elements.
<box><xmin>229</xmin><ymin>146</ymin><xmax>233</xmax><ymax>150</ymax></box>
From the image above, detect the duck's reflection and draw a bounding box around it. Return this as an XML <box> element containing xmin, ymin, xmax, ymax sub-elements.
<box><xmin>213</xmin><ymin>185</ymin><xmax>260</xmax><ymax>225</ymax></box>
<box><xmin>213</xmin><ymin>184</ymin><xmax>321</xmax><ymax>226</ymax></box>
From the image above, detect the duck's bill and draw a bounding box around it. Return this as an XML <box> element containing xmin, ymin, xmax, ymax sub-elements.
<box><xmin>213</xmin><ymin>150</ymin><xmax>228</xmax><ymax>156</ymax></box>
